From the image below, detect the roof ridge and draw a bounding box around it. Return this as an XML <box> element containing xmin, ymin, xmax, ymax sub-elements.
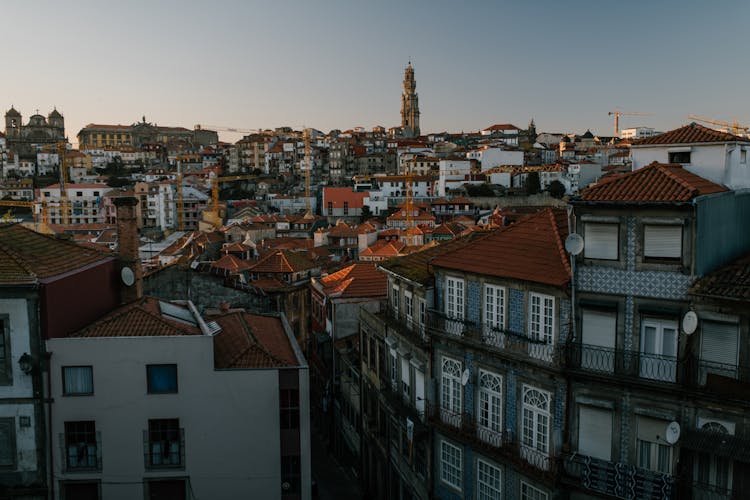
<box><xmin>657</xmin><ymin>163</ymin><xmax>700</xmax><ymax>195</ymax></box>
<box><xmin>0</xmin><ymin>230</ymin><xmax>38</xmax><ymax>280</ymax></box>
<box><xmin>548</xmin><ymin>209</ymin><xmax>572</xmax><ymax>277</ymax></box>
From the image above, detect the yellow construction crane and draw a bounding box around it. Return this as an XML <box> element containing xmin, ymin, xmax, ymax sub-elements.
<box><xmin>57</xmin><ymin>141</ymin><xmax>71</xmax><ymax>225</ymax></box>
<box><xmin>199</xmin><ymin>173</ymin><xmax>259</xmax><ymax>228</ymax></box>
<box><xmin>608</xmin><ymin>109</ymin><xmax>651</xmax><ymax>137</ymax></box>
<box><xmin>687</xmin><ymin>114</ymin><xmax>749</xmax><ymax>135</ymax></box>
<box><xmin>0</xmin><ymin>200</ymin><xmax>49</xmax><ymax>230</ymax></box>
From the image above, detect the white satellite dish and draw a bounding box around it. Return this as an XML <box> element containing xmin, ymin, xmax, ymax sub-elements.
<box><xmin>565</xmin><ymin>233</ymin><xmax>585</xmax><ymax>256</ymax></box>
<box><xmin>120</xmin><ymin>267</ymin><xmax>135</xmax><ymax>286</ymax></box>
<box><xmin>665</xmin><ymin>421</ymin><xmax>681</xmax><ymax>445</ymax></box>
<box><xmin>682</xmin><ymin>311</ymin><xmax>698</xmax><ymax>335</ymax></box>
<box><xmin>460</xmin><ymin>369</ymin><xmax>470</xmax><ymax>386</ymax></box>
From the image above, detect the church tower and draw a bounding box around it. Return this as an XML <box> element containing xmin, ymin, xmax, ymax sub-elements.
<box><xmin>400</xmin><ymin>62</ymin><xmax>420</xmax><ymax>138</ymax></box>
<box><xmin>5</xmin><ymin>107</ymin><xmax>21</xmax><ymax>138</ymax></box>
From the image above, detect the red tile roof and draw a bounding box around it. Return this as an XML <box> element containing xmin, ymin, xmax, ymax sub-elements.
<box><xmin>249</xmin><ymin>249</ymin><xmax>316</xmax><ymax>274</ymax></box>
<box><xmin>689</xmin><ymin>252</ymin><xmax>750</xmax><ymax>302</ymax></box>
<box><xmin>213</xmin><ymin>312</ymin><xmax>298</xmax><ymax>368</ymax></box>
<box><xmin>359</xmin><ymin>239</ymin><xmax>406</xmax><ymax>258</ymax></box>
<box><xmin>322</xmin><ymin>187</ymin><xmax>368</xmax><ymax>209</ymax></box>
<box><xmin>579</xmin><ymin>162</ymin><xmax>728</xmax><ymax>203</ymax></box>
<box><xmin>0</xmin><ymin>223</ymin><xmax>113</xmax><ymax>285</ymax></box>
<box><xmin>431</xmin><ymin>208</ymin><xmax>571</xmax><ymax>288</ymax></box>
<box><xmin>211</xmin><ymin>254</ymin><xmax>251</xmax><ymax>273</ymax></box>
<box><xmin>483</xmin><ymin>124</ymin><xmax>520</xmax><ymax>132</ymax></box>
<box><xmin>632</xmin><ymin>123</ymin><xmax>750</xmax><ymax>146</ymax></box>
<box><xmin>72</xmin><ymin>297</ymin><xmax>202</xmax><ymax>337</ymax></box>
<box><xmin>316</xmin><ymin>262</ymin><xmax>387</xmax><ymax>299</ymax></box>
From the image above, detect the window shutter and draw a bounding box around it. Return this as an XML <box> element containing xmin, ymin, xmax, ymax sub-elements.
<box><xmin>644</xmin><ymin>225</ymin><xmax>682</xmax><ymax>258</ymax></box>
<box><xmin>584</xmin><ymin>224</ymin><xmax>618</xmax><ymax>260</ymax></box>
<box><xmin>701</xmin><ymin>321</ymin><xmax>738</xmax><ymax>366</ymax></box>
<box><xmin>581</xmin><ymin>309</ymin><xmax>616</xmax><ymax>348</ymax></box>
<box><xmin>578</xmin><ymin>406</ymin><xmax>612</xmax><ymax>461</ymax></box>
<box><xmin>401</xmin><ymin>358</ymin><xmax>410</xmax><ymax>385</ymax></box>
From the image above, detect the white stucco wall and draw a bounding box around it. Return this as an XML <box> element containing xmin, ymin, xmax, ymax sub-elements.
<box><xmin>47</xmin><ymin>335</ymin><xmax>295</xmax><ymax>500</ymax></box>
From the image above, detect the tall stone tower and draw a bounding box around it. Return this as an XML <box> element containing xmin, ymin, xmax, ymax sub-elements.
<box><xmin>400</xmin><ymin>62</ymin><xmax>420</xmax><ymax>138</ymax></box>
<box><xmin>5</xmin><ymin>107</ymin><xmax>21</xmax><ymax>138</ymax></box>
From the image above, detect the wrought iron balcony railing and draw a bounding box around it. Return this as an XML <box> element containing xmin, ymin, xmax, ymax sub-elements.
<box><xmin>382</xmin><ymin>307</ymin><xmax>429</xmax><ymax>346</ymax></box>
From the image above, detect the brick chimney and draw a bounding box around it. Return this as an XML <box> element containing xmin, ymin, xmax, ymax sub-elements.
<box><xmin>114</xmin><ymin>196</ymin><xmax>143</xmax><ymax>303</ymax></box>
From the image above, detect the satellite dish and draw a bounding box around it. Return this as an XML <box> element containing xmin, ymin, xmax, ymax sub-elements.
<box><xmin>565</xmin><ymin>233</ymin><xmax>585</xmax><ymax>256</ymax></box>
<box><xmin>461</xmin><ymin>369</ymin><xmax>470</xmax><ymax>386</ymax></box>
<box><xmin>281</xmin><ymin>482</ymin><xmax>291</xmax><ymax>491</ymax></box>
<box><xmin>120</xmin><ymin>267</ymin><xmax>135</xmax><ymax>286</ymax></box>
<box><xmin>665</xmin><ymin>421</ymin><xmax>681</xmax><ymax>445</ymax></box>
<box><xmin>682</xmin><ymin>310</ymin><xmax>698</xmax><ymax>335</ymax></box>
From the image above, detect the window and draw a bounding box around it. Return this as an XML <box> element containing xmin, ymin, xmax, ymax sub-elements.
<box><xmin>392</xmin><ymin>285</ymin><xmax>399</xmax><ymax>315</ymax></box>
<box><xmin>694</xmin><ymin>422</ymin><xmax>732</xmax><ymax>493</ymax></box>
<box><xmin>146</xmin><ymin>419</ymin><xmax>183</xmax><ymax>468</ymax></box>
<box><xmin>640</xmin><ymin>317</ymin><xmax>678</xmax><ymax>382</ymax></box>
<box><xmin>404</xmin><ymin>291</ymin><xmax>413</xmax><ymax>326</ymax></box>
<box><xmin>643</xmin><ymin>225</ymin><xmax>682</xmax><ymax>260</ymax></box>
<box><xmin>418</xmin><ymin>299</ymin><xmax>426</xmax><ymax>333</ymax></box>
<box><xmin>63</xmin><ymin>366</ymin><xmax>93</xmax><ymax>395</ymax></box>
<box><xmin>147</xmin><ymin>364</ymin><xmax>177</xmax><ymax>394</ymax></box>
<box><xmin>0</xmin><ymin>417</ymin><xmax>16</xmax><ymax>468</ymax></box>
<box><xmin>584</xmin><ymin>223</ymin><xmax>619</xmax><ymax>260</ymax></box>
<box><xmin>636</xmin><ymin>416</ymin><xmax>672</xmax><ymax>474</ymax></box>
<box><xmin>477</xmin><ymin>371</ymin><xmax>503</xmax><ymax>445</ymax></box>
<box><xmin>401</xmin><ymin>357</ymin><xmax>410</xmax><ymax>399</ymax></box>
<box><xmin>145</xmin><ymin>479</ymin><xmax>186</xmax><ymax>499</ymax></box>
<box><xmin>742</xmin><ymin>150</ymin><xmax>747</xmax><ymax>164</ymax></box>
<box><xmin>64</xmin><ymin>421</ymin><xmax>99</xmax><ymax>470</ymax></box>
<box><xmin>415</xmin><ymin>369</ymin><xmax>425</xmax><ymax>415</ymax></box>
<box><xmin>61</xmin><ymin>481</ymin><xmax>100</xmax><ymax>500</ymax></box>
<box><xmin>280</xmin><ymin>389</ymin><xmax>300</xmax><ymax>430</ymax></box>
<box><xmin>529</xmin><ymin>293</ymin><xmax>554</xmax><ymax>344</ymax></box>
<box><xmin>668</xmin><ymin>151</ymin><xmax>691</xmax><ymax>164</ymax></box>
<box><xmin>477</xmin><ymin>459</ymin><xmax>502</xmax><ymax>500</ymax></box>
<box><xmin>440</xmin><ymin>440</ymin><xmax>462</xmax><ymax>490</ymax></box>
<box><xmin>343</xmin><ymin>201</ymin><xmax>349</xmax><ymax>215</ymax></box>
<box><xmin>389</xmin><ymin>349</ymin><xmax>398</xmax><ymax>389</ymax></box>
<box><xmin>327</xmin><ymin>201</ymin><xmax>333</xmax><ymax>215</ymax></box>
<box><xmin>522</xmin><ymin>386</ymin><xmax>550</xmax><ymax>468</ymax></box>
<box><xmin>521</xmin><ymin>481</ymin><xmax>548</xmax><ymax>500</ymax></box>
<box><xmin>578</xmin><ymin>406</ymin><xmax>612</xmax><ymax>461</ymax></box>
<box><xmin>281</xmin><ymin>455</ymin><xmax>301</xmax><ymax>496</ymax></box>
<box><xmin>581</xmin><ymin>308</ymin><xmax>616</xmax><ymax>373</ymax></box>
<box><xmin>484</xmin><ymin>284</ymin><xmax>505</xmax><ymax>333</ymax></box>
<box><xmin>700</xmin><ymin>321</ymin><xmax>739</xmax><ymax>380</ymax></box>
<box><xmin>446</xmin><ymin>276</ymin><xmax>464</xmax><ymax>320</ymax></box>
<box><xmin>0</xmin><ymin>317</ymin><xmax>11</xmax><ymax>385</ymax></box>
<box><xmin>441</xmin><ymin>357</ymin><xmax>462</xmax><ymax>422</ymax></box>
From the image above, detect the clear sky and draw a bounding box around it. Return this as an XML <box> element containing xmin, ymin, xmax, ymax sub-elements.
<box><xmin>5</xmin><ymin>0</ymin><xmax>749</xmax><ymax>144</ymax></box>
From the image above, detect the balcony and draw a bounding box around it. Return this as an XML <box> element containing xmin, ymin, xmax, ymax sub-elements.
<box><xmin>568</xmin><ymin>344</ymin><xmax>750</xmax><ymax>392</ymax></box>
<box><xmin>143</xmin><ymin>427</ymin><xmax>185</xmax><ymax>470</ymax></box>
<box><xmin>381</xmin><ymin>307</ymin><xmax>428</xmax><ymax>347</ymax></box>
<box><xmin>60</xmin><ymin>431</ymin><xmax>101</xmax><ymax>472</ymax></box>
<box><xmin>426</xmin><ymin>309</ymin><xmax>564</xmax><ymax>366</ymax></box>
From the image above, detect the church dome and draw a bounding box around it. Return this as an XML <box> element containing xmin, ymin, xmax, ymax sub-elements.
<box><xmin>28</xmin><ymin>114</ymin><xmax>47</xmax><ymax>126</ymax></box>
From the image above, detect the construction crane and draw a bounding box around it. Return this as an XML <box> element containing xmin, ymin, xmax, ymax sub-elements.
<box><xmin>687</xmin><ymin>114</ymin><xmax>749</xmax><ymax>135</ymax></box>
<box><xmin>0</xmin><ymin>200</ymin><xmax>49</xmax><ymax>230</ymax></box>
<box><xmin>608</xmin><ymin>109</ymin><xmax>651</xmax><ymax>137</ymax></box>
<box><xmin>201</xmin><ymin>173</ymin><xmax>259</xmax><ymax>227</ymax></box>
<box><xmin>57</xmin><ymin>141</ymin><xmax>71</xmax><ymax>225</ymax></box>
<box><xmin>194</xmin><ymin>124</ymin><xmax>263</xmax><ymax>136</ymax></box>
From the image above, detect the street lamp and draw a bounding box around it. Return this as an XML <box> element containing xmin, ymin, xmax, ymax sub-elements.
<box><xmin>18</xmin><ymin>352</ymin><xmax>34</xmax><ymax>374</ymax></box>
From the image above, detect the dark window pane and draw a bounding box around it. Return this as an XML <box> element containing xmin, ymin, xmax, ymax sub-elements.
<box><xmin>147</xmin><ymin>365</ymin><xmax>178</xmax><ymax>394</ymax></box>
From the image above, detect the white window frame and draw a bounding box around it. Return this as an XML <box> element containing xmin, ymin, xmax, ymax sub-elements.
<box><xmin>477</xmin><ymin>458</ymin><xmax>502</xmax><ymax>500</ymax></box>
<box><xmin>477</xmin><ymin>370</ymin><xmax>503</xmax><ymax>446</ymax></box>
<box><xmin>639</xmin><ymin>317</ymin><xmax>678</xmax><ymax>382</ymax></box>
<box><xmin>441</xmin><ymin>357</ymin><xmax>462</xmax><ymax>421</ymax></box>
<box><xmin>643</xmin><ymin>224</ymin><xmax>682</xmax><ymax>260</ymax></box>
<box><xmin>528</xmin><ymin>293</ymin><xmax>554</xmax><ymax>344</ymax></box>
<box><xmin>418</xmin><ymin>298</ymin><xmax>426</xmax><ymax>334</ymax></box>
<box><xmin>446</xmin><ymin>276</ymin><xmax>464</xmax><ymax>321</ymax></box>
<box><xmin>484</xmin><ymin>284</ymin><xmax>505</xmax><ymax>331</ymax></box>
<box><xmin>440</xmin><ymin>440</ymin><xmax>462</xmax><ymax>490</ymax></box>
<box><xmin>521</xmin><ymin>385</ymin><xmax>551</xmax><ymax>467</ymax></box>
<box><xmin>584</xmin><ymin>223</ymin><xmax>619</xmax><ymax>260</ymax></box>
<box><xmin>392</xmin><ymin>285</ymin><xmax>399</xmax><ymax>315</ymax></box>
<box><xmin>520</xmin><ymin>481</ymin><xmax>549</xmax><ymax>500</ymax></box>
<box><xmin>636</xmin><ymin>416</ymin><xmax>673</xmax><ymax>474</ymax></box>
<box><xmin>404</xmin><ymin>290</ymin><xmax>414</xmax><ymax>327</ymax></box>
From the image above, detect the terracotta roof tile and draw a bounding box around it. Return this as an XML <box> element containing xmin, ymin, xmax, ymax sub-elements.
<box><xmin>431</xmin><ymin>208</ymin><xmax>571</xmax><ymax>288</ymax></box>
<box><xmin>249</xmin><ymin>249</ymin><xmax>315</xmax><ymax>274</ymax></box>
<box><xmin>359</xmin><ymin>240</ymin><xmax>406</xmax><ymax>258</ymax></box>
<box><xmin>322</xmin><ymin>187</ymin><xmax>368</xmax><ymax>208</ymax></box>
<box><xmin>689</xmin><ymin>252</ymin><xmax>750</xmax><ymax>302</ymax></box>
<box><xmin>0</xmin><ymin>223</ymin><xmax>113</xmax><ymax>285</ymax></box>
<box><xmin>316</xmin><ymin>262</ymin><xmax>387</xmax><ymax>299</ymax></box>
<box><xmin>72</xmin><ymin>297</ymin><xmax>202</xmax><ymax>337</ymax></box>
<box><xmin>579</xmin><ymin>162</ymin><xmax>727</xmax><ymax>203</ymax></box>
<box><xmin>213</xmin><ymin>312</ymin><xmax>298</xmax><ymax>369</ymax></box>
<box><xmin>632</xmin><ymin>123</ymin><xmax>749</xmax><ymax>146</ymax></box>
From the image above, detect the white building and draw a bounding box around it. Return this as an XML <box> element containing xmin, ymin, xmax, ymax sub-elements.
<box><xmin>620</xmin><ymin>127</ymin><xmax>659</xmax><ymax>140</ymax></box>
<box><xmin>630</xmin><ymin>123</ymin><xmax>750</xmax><ymax>189</ymax></box>
<box><xmin>466</xmin><ymin>146</ymin><xmax>523</xmax><ymax>171</ymax></box>
<box><xmin>436</xmin><ymin>158</ymin><xmax>473</xmax><ymax>197</ymax></box>
<box><xmin>38</xmin><ymin>183</ymin><xmax>108</xmax><ymax>225</ymax></box>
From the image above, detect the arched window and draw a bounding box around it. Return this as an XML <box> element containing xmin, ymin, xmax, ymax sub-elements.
<box><xmin>478</xmin><ymin>371</ymin><xmax>503</xmax><ymax>434</ymax></box>
<box><xmin>522</xmin><ymin>386</ymin><xmax>550</xmax><ymax>454</ymax></box>
<box><xmin>441</xmin><ymin>357</ymin><xmax>462</xmax><ymax>415</ymax></box>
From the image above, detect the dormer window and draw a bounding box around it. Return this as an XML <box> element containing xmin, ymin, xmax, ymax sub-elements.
<box><xmin>668</xmin><ymin>151</ymin><xmax>691</xmax><ymax>164</ymax></box>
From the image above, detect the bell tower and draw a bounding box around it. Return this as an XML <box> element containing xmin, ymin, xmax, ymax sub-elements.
<box><xmin>400</xmin><ymin>62</ymin><xmax>420</xmax><ymax>138</ymax></box>
<box><xmin>5</xmin><ymin>107</ymin><xmax>21</xmax><ymax>138</ymax></box>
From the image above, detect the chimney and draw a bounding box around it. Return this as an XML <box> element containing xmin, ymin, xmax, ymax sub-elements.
<box><xmin>114</xmin><ymin>196</ymin><xmax>143</xmax><ymax>303</ymax></box>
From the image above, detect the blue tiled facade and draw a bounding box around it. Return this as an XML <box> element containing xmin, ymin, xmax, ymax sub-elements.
<box><xmin>466</xmin><ymin>280</ymin><xmax>480</xmax><ymax>324</ymax></box>
<box><xmin>508</xmin><ymin>288</ymin><xmax>525</xmax><ymax>333</ymax></box>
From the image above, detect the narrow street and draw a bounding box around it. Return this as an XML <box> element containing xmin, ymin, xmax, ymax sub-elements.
<box><xmin>311</xmin><ymin>419</ymin><xmax>364</xmax><ymax>499</ymax></box>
